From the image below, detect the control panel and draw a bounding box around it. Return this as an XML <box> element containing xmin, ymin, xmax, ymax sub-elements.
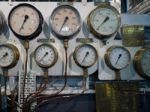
<box><xmin>0</xmin><ymin>1</ymin><xmax>150</xmax><ymax>112</ymax></box>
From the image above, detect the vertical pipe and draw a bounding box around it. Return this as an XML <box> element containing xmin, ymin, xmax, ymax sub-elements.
<box><xmin>121</xmin><ymin>0</ymin><xmax>127</xmax><ymax>13</ymax></box>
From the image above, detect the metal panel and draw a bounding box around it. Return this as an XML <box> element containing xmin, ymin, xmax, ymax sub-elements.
<box><xmin>96</xmin><ymin>82</ymin><xmax>139</xmax><ymax>112</ymax></box>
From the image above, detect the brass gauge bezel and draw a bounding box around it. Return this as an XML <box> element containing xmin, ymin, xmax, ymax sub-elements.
<box><xmin>50</xmin><ymin>5</ymin><xmax>81</xmax><ymax>39</ymax></box>
<box><xmin>133</xmin><ymin>48</ymin><xmax>150</xmax><ymax>80</ymax></box>
<box><xmin>87</xmin><ymin>4</ymin><xmax>121</xmax><ymax>38</ymax></box>
<box><xmin>34</xmin><ymin>44</ymin><xmax>58</xmax><ymax>68</ymax></box>
<box><xmin>0</xmin><ymin>44</ymin><xmax>20</xmax><ymax>68</ymax></box>
<box><xmin>73</xmin><ymin>44</ymin><xmax>98</xmax><ymax>68</ymax></box>
<box><xmin>104</xmin><ymin>46</ymin><xmax>131</xmax><ymax>70</ymax></box>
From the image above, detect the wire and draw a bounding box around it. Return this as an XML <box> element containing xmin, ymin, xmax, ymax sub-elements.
<box><xmin>22</xmin><ymin>40</ymin><xmax>69</xmax><ymax>112</ymax></box>
<box><xmin>22</xmin><ymin>69</ymin><xmax>49</xmax><ymax>112</ymax></box>
<box><xmin>22</xmin><ymin>40</ymin><xmax>29</xmax><ymax>108</ymax></box>
<box><xmin>25</xmin><ymin>70</ymin><xmax>48</xmax><ymax>101</ymax></box>
<box><xmin>33</xmin><ymin>67</ymin><xmax>88</xmax><ymax>112</ymax></box>
<box><xmin>9</xmin><ymin>93</ymin><xmax>17</xmax><ymax>112</ymax></box>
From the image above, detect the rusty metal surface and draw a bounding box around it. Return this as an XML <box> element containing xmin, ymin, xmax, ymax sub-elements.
<box><xmin>96</xmin><ymin>82</ymin><xmax>139</xmax><ymax>112</ymax></box>
<box><xmin>122</xmin><ymin>26</ymin><xmax>144</xmax><ymax>47</ymax></box>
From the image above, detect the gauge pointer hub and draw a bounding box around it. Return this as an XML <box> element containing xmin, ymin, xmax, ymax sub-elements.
<box><xmin>81</xmin><ymin>51</ymin><xmax>89</xmax><ymax>64</ymax></box>
<box><xmin>97</xmin><ymin>16</ymin><xmax>109</xmax><ymax>30</ymax></box>
<box><xmin>115</xmin><ymin>54</ymin><xmax>122</xmax><ymax>65</ymax></box>
<box><xmin>0</xmin><ymin>52</ymin><xmax>8</xmax><ymax>60</ymax></box>
<box><xmin>39</xmin><ymin>52</ymin><xmax>48</xmax><ymax>62</ymax></box>
<box><xmin>59</xmin><ymin>16</ymin><xmax>69</xmax><ymax>32</ymax></box>
<box><xmin>19</xmin><ymin>15</ymin><xmax>29</xmax><ymax>32</ymax></box>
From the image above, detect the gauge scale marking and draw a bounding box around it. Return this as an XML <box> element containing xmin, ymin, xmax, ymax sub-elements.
<box><xmin>134</xmin><ymin>48</ymin><xmax>150</xmax><ymax>80</ymax></box>
<box><xmin>34</xmin><ymin>44</ymin><xmax>58</xmax><ymax>68</ymax></box>
<box><xmin>74</xmin><ymin>44</ymin><xmax>97</xmax><ymax>68</ymax></box>
<box><xmin>8</xmin><ymin>3</ymin><xmax>43</xmax><ymax>39</ymax></box>
<box><xmin>87</xmin><ymin>4</ymin><xmax>121</xmax><ymax>38</ymax></box>
<box><xmin>105</xmin><ymin>46</ymin><xmax>131</xmax><ymax>70</ymax></box>
<box><xmin>50</xmin><ymin>5</ymin><xmax>81</xmax><ymax>38</ymax></box>
<box><xmin>0</xmin><ymin>44</ymin><xmax>19</xmax><ymax>68</ymax></box>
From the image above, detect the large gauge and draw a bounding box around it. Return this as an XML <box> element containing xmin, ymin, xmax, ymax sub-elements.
<box><xmin>0</xmin><ymin>44</ymin><xmax>19</xmax><ymax>68</ymax></box>
<box><xmin>73</xmin><ymin>44</ymin><xmax>98</xmax><ymax>68</ymax></box>
<box><xmin>34</xmin><ymin>44</ymin><xmax>58</xmax><ymax>68</ymax></box>
<box><xmin>105</xmin><ymin>46</ymin><xmax>131</xmax><ymax>70</ymax></box>
<box><xmin>87</xmin><ymin>4</ymin><xmax>121</xmax><ymax>38</ymax></box>
<box><xmin>134</xmin><ymin>48</ymin><xmax>150</xmax><ymax>80</ymax></box>
<box><xmin>8</xmin><ymin>3</ymin><xmax>43</xmax><ymax>40</ymax></box>
<box><xmin>50</xmin><ymin>5</ymin><xmax>81</xmax><ymax>39</ymax></box>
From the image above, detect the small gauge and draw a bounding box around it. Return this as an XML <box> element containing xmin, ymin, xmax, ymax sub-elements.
<box><xmin>0</xmin><ymin>44</ymin><xmax>19</xmax><ymax>68</ymax></box>
<box><xmin>87</xmin><ymin>4</ymin><xmax>121</xmax><ymax>38</ymax></box>
<box><xmin>73</xmin><ymin>44</ymin><xmax>98</xmax><ymax>68</ymax></box>
<box><xmin>50</xmin><ymin>5</ymin><xmax>81</xmax><ymax>39</ymax></box>
<box><xmin>134</xmin><ymin>48</ymin><xmax>150</xmax><ymax>80</ymax></box>
<box><xmin>8</xmin><ymin>3</ymin><xmax>43</xmax><ymax>40</ymax></box>
<box><xmin>105</xmin><ymin>46</ymin><xmax>131</xmax><ymax>70</ymax></box>
<box><xmin>34</xmin><ymin>44</ymin><xmax>58</xmax><ymax>68</ymax></box>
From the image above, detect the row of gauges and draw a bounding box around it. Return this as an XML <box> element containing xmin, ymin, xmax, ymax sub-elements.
<box><xmin>7</xmin><ymin>3</ymin><xmax>121</xmax><ymax>40</ymax></box>
<box><xmin>0</xmin><ymin>3</ymin><xmax>149</xmax><ymax>80</ymax></box>
<box><xmin>0</xmin><ymin>43</ymin><xmax>150</xmax><ymax>79</ymax></box>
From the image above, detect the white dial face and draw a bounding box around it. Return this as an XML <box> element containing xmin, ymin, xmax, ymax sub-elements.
<box><xmin>141</xmin><ymin>49</ymin><xmax>150</xmax><ymax>76</ymax></box>
<box><xmin>34</xmin><ymin>44</ymin><xmax>57</xmax><ymax>67</ymax></box>
<box><xmin>9</xmin><ymin>4</ymin><xmax>40</xmax><ymax>36</ymax></box>
<box><xmin>0</xmin><ymin>46</ymin><xmax>14</xmax><ymax>67</ymax></box>
<box><xmin>74</xmin><ymin>45</ymin><xmax>97</xmax><ymax>67</ymax></box>
<box><xmin>89</xmin><ymin>6</ymin><xmax>120</xmax><ymax>36</ymax></box>
<box><xmin>108</xmin><ymin>47</ymin><xmax>130</xmax><ymax>70</ymax></box>
<box><xmin>51</xmin><ymin>5</ymin><xmax>81</xmax><ymax>37</ymax></box>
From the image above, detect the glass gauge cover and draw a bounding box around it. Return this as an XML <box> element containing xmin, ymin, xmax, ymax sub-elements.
<box><xmin>134</xmin><ymin>48</ymin><xmax>150</xmax><ymax>80</ymax></box>
<box><xmin>0</xmin><ymin>44</ymin><xmax>19</xmax><ymax>68</ymax></box>
<box><xmin>87</xmin><ymin>4</ymin><xmax>121</xmax><ymax>38</ymax></box>
<box><xmin>50</xmin><ymin>5</ymin><xmax>81</xmax><ymax>39</ymax></box>
<box><xmin>34</xmin><ymin>44</ymin><xmax>58</xmax><ymax>68</ymax></box>
<box><xmin>73</xmin><ymin>44</ymin><xmax>98</xmax><ymax>68</ymax></box>
<box><xmin>8</xmin><ymin>3</ymin><xmax>43</xmax><ymax>40</ymax></box>
<box><xmin>105</xmin><ymin>46</ymin><xmax>131</xmax><ymax>70</ymax></box>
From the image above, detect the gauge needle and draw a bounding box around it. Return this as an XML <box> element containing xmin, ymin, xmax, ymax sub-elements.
<box><xmin>97</xmin><ymin>16</ymin><xmax>109</xmax><ymax>30</ymax></box>
<box><xmin>19</xmin><ymin>15</ymin><xmax>29</xmax><ymax>32</ymax></box>
<box><xmin>59</xmin><ymin>16</ymin><xmax>69</xmax><ymax>32</ymax></box>
<box><xmin>0</xmin><ymin>52</ymin><xmax>8</xmax><ymax>60</ymax></box>
<box><xmin>39</xmin><ymin>52</ymin><xmax>48</xmax><ymax>62</ymax></box>
<box><xmin>81</xmin><ymin>51</ymin><xmax>89</xmax><ymax>64</ymax></box>
<box><xmin>115</xmin><ymin>54</ymin><xmax>122</xmax><ymax>65</ymax></box>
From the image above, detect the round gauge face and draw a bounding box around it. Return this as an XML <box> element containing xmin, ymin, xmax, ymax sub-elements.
<box><xmin>105</xmin><ymin>46</ymin><xmax>131</xmax><ymax>70</ymax></box>
<box><xmin>8</xmin><ymin>3</ymin><xmax>43</xmax><ymax>39</ymax></box>
<box><xmin>134</xmin><ymin>48</ymin><xmax>150</xmax><ymax>79</ymax></box>
<box><xmin>50</xmin><ymin>5</ymin><xmax>81</xmax><ymax>38</ymax></box>
<box><xmin>0</xmin><ymin>44</ymin><xmax>19</xmax><ymax>68</ymax></box>
<box><xmin>141</xmin><ymin>49</ymin><xmax>150</xmax><ymax>76</ymax></box>
<box><xmin>73</xmin><ymin>44</ymin><xmax>97</xmax><ymax>68</ymax></box>
<box><xmin>87</xmin><ymin>4</ymin><xmax>121</xmax><ymax>38</ymax></box>
<box><xmin>34</xmin><ymin>44</ymin><xmax>58</xmax><ymax>68</ymax></box>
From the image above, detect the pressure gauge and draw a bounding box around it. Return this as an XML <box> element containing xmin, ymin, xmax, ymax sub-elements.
<box><xmin>73</xmin><ymin>44</ymin><xmax>98</xmax><ymax>68</ymax></box>
<box><xmin>34</xmin><ymin>44</ymin><xmax>58</xmax><ymax>68</ymax></box>
<box><xmin>50</xmin><ymin>5</ymin><xmax>81</xmax><ymax>39</ymax></box>
<box><xmin>0</xmin><ymin>44</ymin><xmax>19</xmax><ymax>68</ymax></box>
<box><xmin>8</xmin><ymin>3</ymin><xmax>43</xmax><ymax>40</ymax></box>
<box><xmin>134</xmin><ymin>48</ymin><xmax>150</xmax><ymax>80</ymax></box>
<box><xmin>87</xmin><ymin>4</ymin><xmax>121</xmax><ymax>38</ymax></box>
<box><xmin>105</xmin><ymin>46</ymin><xmax>131</xmax><ymax>70</ymax></box>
